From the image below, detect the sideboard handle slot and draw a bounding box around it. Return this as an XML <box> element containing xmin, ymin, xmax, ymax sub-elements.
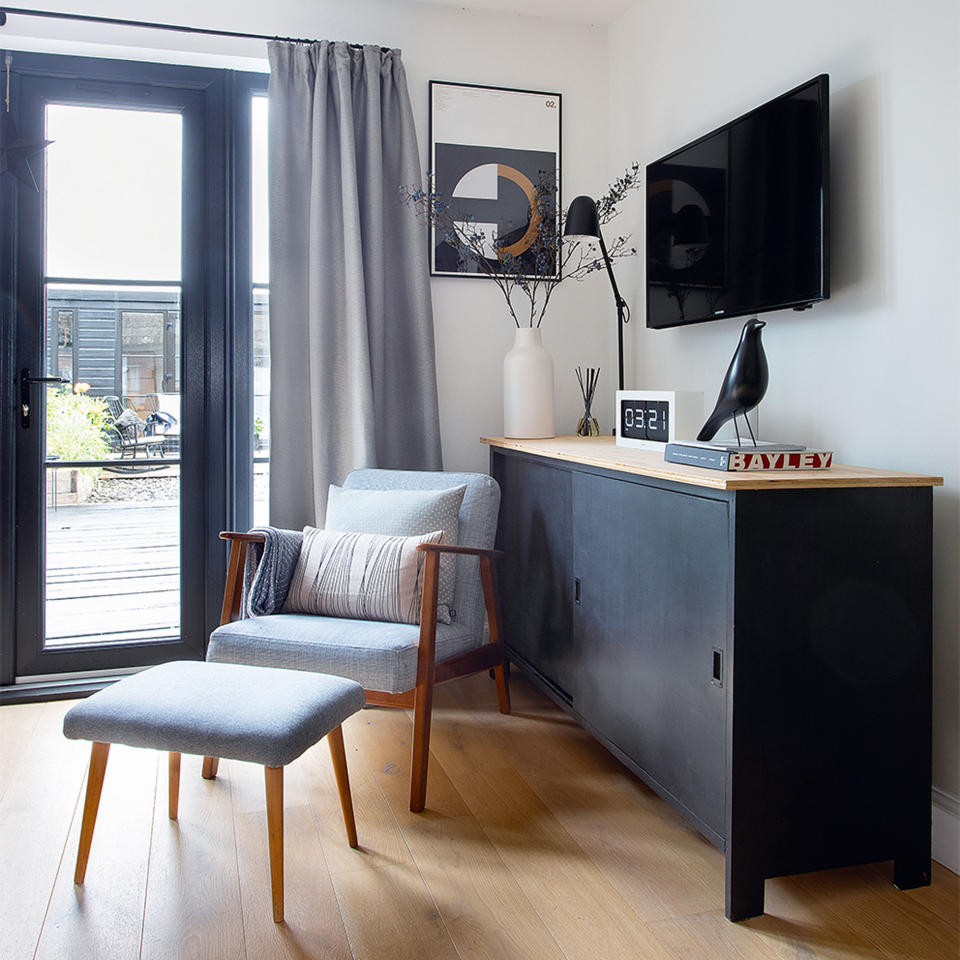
<box><xmin>574</xmin><ymin>578</ymin><xmax>581</xmax><ymax>605</ymax></box>
<box><xmin>712</xmin><ymin>648</ymin><xmax>723</xmax><ymax>686</ymax></box>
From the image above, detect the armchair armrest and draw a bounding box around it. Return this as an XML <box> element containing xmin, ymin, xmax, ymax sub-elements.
<box><xmin>220</xmin><ymin>531</ymin><xmax>267</xmax><ymax>544</ymax></box>
<box><xmin>218</xmin><ymin>530</ymin><xmax>265</xmax><ymax>625</ymax></box>
<box><xmin>415</xmin><ymin>542</ymin><xmax>503</xmax><ymax>559</ymax></box>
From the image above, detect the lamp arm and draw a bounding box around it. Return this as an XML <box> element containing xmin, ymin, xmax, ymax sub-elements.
<box><xmin>597</xmin><ymin>231</ymin><xmax>627</xmax><ymax>310</ymax></box>
<box><xmin>597</xmin><ymin>229</ymin><xmax>628</xmax><ymax>391</ymax></box>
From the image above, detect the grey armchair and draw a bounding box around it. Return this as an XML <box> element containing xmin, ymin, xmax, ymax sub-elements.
<box><xmin>204</xmin><ymin>469</ymin><xmax>510</xmax><ymax>811</ymax></box>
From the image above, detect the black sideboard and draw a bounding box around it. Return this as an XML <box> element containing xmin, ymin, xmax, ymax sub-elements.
<box><xmin>486</xmin><ymin>436</ymin><xmax>942</xmax><ymax>921</ymax></box>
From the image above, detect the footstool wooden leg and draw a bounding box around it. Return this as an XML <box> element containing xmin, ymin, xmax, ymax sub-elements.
<box><xmin>201</xmin><ymin>756</ymin><xmax>219</xmax><ymax>780</ymax></box>
<box><xmin>168</xmin><ymin>752</ymin><xmax>181</xmax><ymax>820</ymax></box>
<box><xmin>75</xmin><ymin>741</ymin><xmax>110</xmax><ymax>885</ymax></box>
<box><xmin>264</xmin><ymin>765</ymin><xmax>284</xmax><ymax>923</ymax></box>
<box><xmin>327</xmin><ymin>724</ymin><xmax>358</xmax><ymax>848</ymax></box>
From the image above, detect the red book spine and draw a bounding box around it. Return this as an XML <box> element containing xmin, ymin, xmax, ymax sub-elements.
<box><xmin>727</xmin><ymin>451</ymin><xmax>833</xmax><ymax>471</ymax></box>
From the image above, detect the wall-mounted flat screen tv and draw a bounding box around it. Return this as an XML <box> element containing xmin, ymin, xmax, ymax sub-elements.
<box><xmin>646</xmin><ymin>75</ymin><xmax>829</xmax><ymax>330</ymax></box>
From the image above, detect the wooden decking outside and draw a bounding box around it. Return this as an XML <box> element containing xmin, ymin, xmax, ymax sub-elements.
<box><xmin>0</xmin><ymin>671</ymin><xmax>956</xmax><ymax>960</ymax></box>
<box><xmin>44</xmin><ymin>463</ymin><xmax>269</xmax><ymax>648</ymax></box>
<box><xmin>45</xmin><ymin>500</ymin><xmax>180</xmax><ymax>646</ymax></box>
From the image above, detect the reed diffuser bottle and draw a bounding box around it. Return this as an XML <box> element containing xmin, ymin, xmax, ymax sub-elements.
<box><xmin>576</xmin><ymin>367</ymin><xmax>600</xmax><ymax>437</ymax></box>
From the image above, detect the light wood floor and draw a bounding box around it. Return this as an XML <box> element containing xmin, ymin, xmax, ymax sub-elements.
<box><xmin>1</xmin><ymin>671</ymin><xmax>957</xmax><ymax>960</ymax></box>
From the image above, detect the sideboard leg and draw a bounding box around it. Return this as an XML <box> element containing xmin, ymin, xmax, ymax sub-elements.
<box><xmin>725</xmin><ymin>871</ymin><xmax>765</xmax><ymax>922</ymax></box>
<box><xmin>894</xmin><ymin>853</ymin><xmax>931</xmax><ymax>890</ymax></box>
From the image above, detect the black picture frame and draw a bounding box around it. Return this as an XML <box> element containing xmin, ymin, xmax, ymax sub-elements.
<box><xmin>428</xmin><ymin>80</ymin><xmax>561</xmax><ymax>279</ymax></box>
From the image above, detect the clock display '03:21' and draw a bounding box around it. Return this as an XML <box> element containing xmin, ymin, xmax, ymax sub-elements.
<box><xmin>621</xmin><ymin>400</ymin><xmax>670</xmax><ymax>442</ymax></box>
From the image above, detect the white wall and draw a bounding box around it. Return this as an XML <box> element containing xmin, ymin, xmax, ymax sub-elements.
<box><xmin>0</xmin><ymin>0</ymin><xmax>617</xmax><ymax>474</ymax></box>
<box><xmin>609</xmin><ymin>0</ymin><xmax>960</xmax><ymax>867</ymax></box>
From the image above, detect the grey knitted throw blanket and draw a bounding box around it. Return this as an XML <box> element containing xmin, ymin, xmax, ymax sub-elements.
<box><xmin>243</xmin><ymin>526</ymin><xmax>304</xmax><ymax>616</ymax></box>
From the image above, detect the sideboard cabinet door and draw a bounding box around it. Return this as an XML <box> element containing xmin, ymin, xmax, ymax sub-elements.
<box><xmin>572</xmin><ymin>472</ymin><xmax>730</xmax><ymax>837</ymax></box>
<box><xmin>495</xmin><ymin>454</ymin><xmax>577</xmax><ymax>701</ymax></box>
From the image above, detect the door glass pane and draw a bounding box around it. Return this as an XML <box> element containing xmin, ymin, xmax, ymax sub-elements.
<box><xmin>50</xmin><ymin>309</ymin><xmax>75</xmax><ymax>381</ymax></box>
<box><xmin>45</xmin><ymin>104</ymin><xmax>182</xmax><ymax>281</ymax></box>
<box><xmin>42</xmin><ymin>101</ymin><xmax>183</xmax><ymax>649</ymax></box>
<box><xmin>252</xmin><ymin>95</ymin><xmax>270</xmax><ymax>525</ymax></box>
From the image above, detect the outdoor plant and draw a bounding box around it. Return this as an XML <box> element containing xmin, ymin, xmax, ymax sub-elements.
<box><xmin>401</xmin><ymin>163</ymin><xmax>642</xmax><ymax>328</ymax></box>
<box><xmin>46</xmin><ymin>383</ymin><xmax>110</xmax><ymax>469</ymax></box>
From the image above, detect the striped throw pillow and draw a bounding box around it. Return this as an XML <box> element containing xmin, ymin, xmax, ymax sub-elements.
<box><xmin>283</xmin><ymin>527</ymin><xmax>444</xmax><ymax>625</ymax></box>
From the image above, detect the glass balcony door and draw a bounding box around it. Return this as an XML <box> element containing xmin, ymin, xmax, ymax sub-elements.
<box><xmin>8</xmin><ymin>57</ymin><xmax>220</xmax><ymax>678</ymax></box>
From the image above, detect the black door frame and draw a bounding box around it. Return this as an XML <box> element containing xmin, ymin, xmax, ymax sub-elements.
<box><xmin>0</xmin><ymin>51</ymin><xmax>267</xmax><ymax>695</ymax></box>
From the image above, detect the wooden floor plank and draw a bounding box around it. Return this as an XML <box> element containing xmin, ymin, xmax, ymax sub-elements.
<box><xmin>139</xmin><ymin>754</ymin><xmax>245</xmax><ymax>960</ymax></box>
<box><xmin>421</xmin><ymin>683</ymin><xmax>513</xmax><ymax>778</ymax></box>
<box><xmin>738</xmin><ymin>874</ymin><xmax>896</xmax><ymax>960</ymax></box>
<box><xmin>517</xmin><ymin>764</ymin><xmax>724</xmax><ymax>923</ymax></box>
<box><xmin>34</xmin><ymin>745</ymin><xmax>158</xmax><ymax>960</ymax></box>
<box><xmin>647</xmin><ymin>909</ymin><xmax>787</xmax><ymax>960</ymax></box>
<box><xmin>400</xmin><ymin>812</ymin><xmax>568</xmax><ymax>960</ymax></box>
<box><xmin>298</xmin><ymin>719</ymin><xmax>415</xmax><ymax>875</ymax></box>
<box><xmin>233</xmin><ymin>803</ymin><xmax>353</xmax><ymax>960</ymax></box>
<box><xmin>0</xmin><ymin>702</ymin><xmax>89</xmax><ymax>960</ymax></box>
<box><xmin>794</xmin><ymin>864</ymin><xmax>960</xmax><ymax>960</ymax></box>
<box><xmin>453</xmin><ymin>675</ymin><xmax>630</xmax><ymax>782</ymax></box>
<box><xmin>901</xmin><ymin>860</ymin><xmax>959</xmax><ymax>931</ymax></box>
<box><xmin>346</xmin><ymin>705</ymin><xmax>471</xmax><ymax>822</ymax></box>
<box><xmin>220</xmin><ymin>748</ymin><xmax>354</xmax><ymax>956</ymax></box>
<box><xmin>0</xmin><ymin>700</ymin><xmax>46</xmax><ymax>804</ymax></box>
<box><xmin>331</xmin><ymin>862</ymin><xmax>461</xmax><ymax>960</ymax></box>
<box><xmin>452</xmin><ymin>766</ymin><xmax>675</xmax><ymax>960</ymax></box>
<box><xmin>451</xmin><ymin>673</ymin><xmax>725</xmax><ymax>923</ymax></box>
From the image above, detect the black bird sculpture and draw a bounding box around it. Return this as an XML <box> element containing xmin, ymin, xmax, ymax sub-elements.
<box><xmin>697</xmin><ymin>318</ymin><xmax>769</xmax><ymax>442</ymax></box>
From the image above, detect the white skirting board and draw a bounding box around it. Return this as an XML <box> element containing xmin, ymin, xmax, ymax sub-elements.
<box><xmin>932</xmin><ymin>788</ymin><xmax>960</xmax><ymax>874</ymax></box>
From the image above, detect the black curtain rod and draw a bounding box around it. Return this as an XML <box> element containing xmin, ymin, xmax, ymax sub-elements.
<box><xmin>0</xmin><ymin>6</ymin><xmax>388</xmax><ymax>51</ymax></box>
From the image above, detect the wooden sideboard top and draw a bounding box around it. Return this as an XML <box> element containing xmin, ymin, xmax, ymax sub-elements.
<box><xmin>482</xmin><ymin>436</ymin><xmax>944</xmax><ymax>491</ymax></box>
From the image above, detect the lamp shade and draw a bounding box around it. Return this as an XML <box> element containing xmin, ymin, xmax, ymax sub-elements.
<box><xmin>563</xmin><ymin>195</ymin><xmax>600</xmax><ymax>243</ymax></box>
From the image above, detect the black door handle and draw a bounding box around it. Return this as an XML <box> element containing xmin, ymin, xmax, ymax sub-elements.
<box><xmin>20</xmin><ymin>368</ymin><xmax>69</xmax><ymax>428</ymax></box>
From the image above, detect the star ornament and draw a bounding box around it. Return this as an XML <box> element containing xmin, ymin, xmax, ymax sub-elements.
<box><xmin>0</xmin><ymin>112</ymin><xmax>53</xmax><ymax>192</ymax></box>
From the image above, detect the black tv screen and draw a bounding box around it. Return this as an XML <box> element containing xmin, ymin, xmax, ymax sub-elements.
<box><xmin>646</xmin><ymin>75</ymin><xmax>829</xmax><ymax>329</ymax></box>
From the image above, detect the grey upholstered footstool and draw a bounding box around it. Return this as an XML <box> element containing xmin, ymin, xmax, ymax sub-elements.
<box><xmin>63</xmin><ymin>660</ymin><xmax>366</xmax><ymax>922</ymax></box>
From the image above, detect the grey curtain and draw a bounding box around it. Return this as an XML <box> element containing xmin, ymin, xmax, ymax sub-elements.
<box><xmin>267</xmin><ymin>41</ymin><xmax>442</xmax><ymax>529</ymax></box>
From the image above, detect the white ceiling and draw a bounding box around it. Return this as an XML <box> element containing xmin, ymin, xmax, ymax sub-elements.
<box><xmin>402</xmin><ymin>0</ymin><xmax>633</xmax><ymax>26</ymax></box>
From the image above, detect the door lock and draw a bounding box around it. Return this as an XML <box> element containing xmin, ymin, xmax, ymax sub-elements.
<box><xmin>20</xmin><ymin>369</ymin><xmax>68</xmax><ymax>428</ymax></box>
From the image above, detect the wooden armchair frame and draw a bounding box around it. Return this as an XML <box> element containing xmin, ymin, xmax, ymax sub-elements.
<box><xmin>206</xmin><ymin>531</ymin><xmax>510</xmax><ymax>812</ymax></box>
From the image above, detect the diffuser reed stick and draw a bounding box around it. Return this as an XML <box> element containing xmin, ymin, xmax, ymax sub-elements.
<box><xmin>576</xmin><ymin>366</ymin><xmax>600</xmax><ymax>437</ymax></box>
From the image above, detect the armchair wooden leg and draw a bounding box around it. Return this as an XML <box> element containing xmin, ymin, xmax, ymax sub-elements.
<box><xmin>327</xmin><ymin>725</ymin><xmax>358</xmax><ymax>848</ymax></box>
<box><xmin>410</xmin><ymin>680</ymin><xmax>435</xmax><ymax>814</ymax></box>
<box><xmin>410</xmin><ymin>549</ymin><xmax>440</xmax><ymax>813</ymax></box>
<box><xmin>202</xmin><ymin>756</ymin><xmax>219</xmax><ymax>780</ymax></box>
<box><xmin>493</xmin><ymin>662</ymin><xmax>511</xmax><ymax>716</ymax></box>
<box><xmin>75</xmin><ymin>741</ymin><xmax>110</xmax><ymax>885</ymax></box>
<box><xmin>480</xmin><ymin>556</ymin><xmax>511</xmax><ymax>715</ymax></box>
<box><xmin>264</xmin><ymin>765</ymin><xmax>284</xmax><ymax>924</ymax></box>
<box><xmin>168</xmin><ymin>752</ymin><xmax>181</xmax><ymax>820</ymax></box>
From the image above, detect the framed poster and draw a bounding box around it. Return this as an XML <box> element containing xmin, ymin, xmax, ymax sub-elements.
<box><xmin>429</xmin><ymin>81</ymin><xmax>561</xmax><ymax>279</ymax></box>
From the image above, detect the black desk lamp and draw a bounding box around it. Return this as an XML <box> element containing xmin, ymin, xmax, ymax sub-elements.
<box><xmin>563</xmin><ymin>195</ymin><xmax>630</xmax><ymax>390</ymax></box>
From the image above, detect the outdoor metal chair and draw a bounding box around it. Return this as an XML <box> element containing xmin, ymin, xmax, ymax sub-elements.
<box><xmin>204</xmin><ymin>469</ymin><xmax>510</xmax><ymax>812</ymax></box>
<box><xmin>103</xmin><ymin>395</ymin><xmax>166</xmax><ymax>463</ymax></box>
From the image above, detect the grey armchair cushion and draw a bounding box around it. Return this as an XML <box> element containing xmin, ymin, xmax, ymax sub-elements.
<box><xmin>325</xmin><ymin>483</ymin><xmax>466</xmax><ymax>621</ymax></box>
<box><xmin>283</xmin><ymin>527</ymin><xmax>444</xmax><ymax>625</ymax></box>
<box><xmin>342</xmin><ymin>470</ymin><xmax>500</xmax><ymax>632</ymax></box>
<box><xmin>208</xmin><ymin>615</ymin><xmax>476</xmax><ymax>693</ymax></box>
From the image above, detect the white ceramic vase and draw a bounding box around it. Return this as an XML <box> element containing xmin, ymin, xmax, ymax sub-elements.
<box><xmin>503</xmin><ymin>327</ymin><xmax>555</xmax><ymax>439</ymax></box>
